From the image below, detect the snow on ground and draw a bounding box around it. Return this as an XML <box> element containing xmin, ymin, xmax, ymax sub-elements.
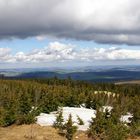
<box><xmin>94</xmin><ymin>91</ymin><xmax>116</xmax><ymax>97</ymax></box>
<box><xmin>36</xmin><ymin>113</ymin><xmax>56</xmax><ymax>126</ymax></box>
<box><xmin>36</xmin><ymin>106</ymin><xmax>133</xmax><ymax>131</ymax></box>
<box><xmin>120</xmin><ymin>113</ymin><xmax>133</xmax><ymax>123</ymax></box>
<box><xmin>102</xmin><ymin>106</ymin><xmax>113</xmax><ymax>112</ymax></box>
<box><xmin>36</xmin><ymin>107</ymin><xmax>96</xmax><ymax>131</ymax></box>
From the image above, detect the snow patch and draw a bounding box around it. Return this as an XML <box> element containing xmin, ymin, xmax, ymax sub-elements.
<box><xmin>102</xmin><ymin>106</ymin><xmax>113</xmax><ymax>112</ymax></box>
<box><xmin>36</xmin><ymin>113</ymin><xmax>56</xmax><ymax>126</ymax></box>
<box><xmin>36</xmin><ymin>107</ymin><xmax>96</xmax><ymax>131</ymax></box>
<box><xmin>36</xmin><ymin>106</ymin><xmax>133</xmax><ymax>131</ymax></box>
<box><xmin>120</xmin><ymin>113</ymin><xmax>133</xmax><ymax>123</ymax></box>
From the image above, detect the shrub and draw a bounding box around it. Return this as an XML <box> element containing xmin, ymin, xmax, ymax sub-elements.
<box><xmin>16</xmin><ymin>113</ymin><xmax>36</xmax><ymax>125</ymax></box>
<box><xmin>105</xmin><ymin>122</ymin><xmax>129</xmax><ymax>140</ymax></box>
<box><xmin>0</xmin><ymin>108</ymin><xmax>15</xmax><ymax>127</ymax></box>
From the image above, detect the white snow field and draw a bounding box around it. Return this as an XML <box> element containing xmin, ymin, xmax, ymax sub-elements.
<box><xmin>36</xmin><ymin>106</ymin><xmax>133</xmax><ymax>131</ymax></box>
<box><xmin>36</xmin><ymin>107</ymin><xmax>96</xmax><ymax>131</ymax></box>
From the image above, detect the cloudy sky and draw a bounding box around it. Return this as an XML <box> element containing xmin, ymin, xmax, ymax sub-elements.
<box><xmin>0</xmin><ymin>0</ymin><xmax>140</xmax><ymax>68</ymax></box>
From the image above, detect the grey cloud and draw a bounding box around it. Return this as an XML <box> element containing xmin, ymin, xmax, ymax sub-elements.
<box><xmin>1</xmin><ymin>0</ymin><xmax>140</xmax><ymax>45</ymax></box>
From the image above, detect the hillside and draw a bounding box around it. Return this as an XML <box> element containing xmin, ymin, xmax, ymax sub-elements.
<box><xmin>1</xmin><ymin>66</ymin><xmax>140</xmax><ymax>82</ymax></box>
<box><xmin>0</xmin><ymin>79</ymin><xmax>140</xmax><ymax>140</ymax></box>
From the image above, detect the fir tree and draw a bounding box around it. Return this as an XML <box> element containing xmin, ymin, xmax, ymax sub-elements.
<box><xmin>64</xmin><ymin>114</ymin><xmax>77</xmax><ymax>140</ymax></box>
<box><xmin>77</xmin><ymin>115</ymin><xmax>84</xmax><ymax>125</ymax></box>
<box><xmin>53</xmin><ymin>109</ymin><xmax>64</xmax><ymax>130</ymax></box>
<box><xmin>88</xmin><ymin>109</ymin><xmax>107</xmax><ymax>139</ymax></box>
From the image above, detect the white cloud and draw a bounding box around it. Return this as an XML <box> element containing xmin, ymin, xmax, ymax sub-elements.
<box><xmin>0</xmin><ymin>48</ymin><xmax>15</xmax><ymax>63</ymax></box>
<box><xmin>0</xmin><ymin>42</ymin><xmax>140</xmax><ymax>64</ymax></box>
<box><xmin>0</xmin><ymin>0</ymin><xmax>140</xmax><ymax>45</ymax></box>
<box><xmin>0</xmin><ymin>48</ymin><xmax>11</xmax><ymax>57</ymax></box>
<box><xmin>14</xmin><ymin>42</ymin><xmax>76</xmax><ymax>62</ymax></box>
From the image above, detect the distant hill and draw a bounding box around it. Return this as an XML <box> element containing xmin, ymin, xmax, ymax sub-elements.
<box><xmin>1</xmin><ymin>65</ymin><xmax>140</xmax><ymax>82</ymax></box>
<box><xmin>0</xmin><ymin>74</ymin><xmax>4</xmax><ymax>79</ymax></box>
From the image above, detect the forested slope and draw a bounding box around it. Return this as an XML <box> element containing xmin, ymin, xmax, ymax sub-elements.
<box><xmin>0</xmin><ymin>78</ymin><xmax>140</xmax><ymax>139</ymax></box>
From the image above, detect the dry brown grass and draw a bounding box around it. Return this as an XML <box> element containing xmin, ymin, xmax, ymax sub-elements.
<box><xmin>0</xmin><ymin>124</ymin><xmax>139</xmax><ymax>140</ymax></box>
<box><xmin>127</xmin><ymin>137</ymin><xmax>140</xmax><ymax>140</ymax></box>
<box><xmin>115</xmin><ymin>80</ymin><xmax>140</xmax><ymax>85</ymax></box>
<box><xmin>0</xmin><ymin>124</ymin><xmax>90</xmax><ymax>140</ymax></box>
<box><xmin>0</xmin><ymin>124</ymin><xmax>64</xmax><ymax>140</ymax></box>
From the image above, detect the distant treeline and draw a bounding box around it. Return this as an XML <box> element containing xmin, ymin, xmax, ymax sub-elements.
<box><xmin>0</xmin><ymin>74</ymin><xmax>4</xmax><ymax>79</ymax></box>
<box><xmin>1</xmin><ymin>69</ymin><xmax>140</xmax><ymax>82</ymax></box>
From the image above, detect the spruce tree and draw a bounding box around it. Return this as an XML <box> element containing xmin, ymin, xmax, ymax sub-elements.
<box><xmin>77</xmin><ymin>115</ymin><xmax>84</xmax><ymax>125</ymax></box>
<box><xmin>65</xmin><ymin>114</ymin><xmax>77</xmax><ymax>140</ymax></box>
<box><xmin>88</xmin><ymin>109</ymin><xmax>107</xmax><ymax>139</ymax></box>
<box><xmin>53</xmin><ymin>109</ymin><xmax>64</xmax><ymax>130</ymax></box>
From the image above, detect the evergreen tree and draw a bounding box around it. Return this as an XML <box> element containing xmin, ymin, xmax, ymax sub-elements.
<box><xmin>88</xmin><ymin>109</ymin><xmax>107</xmax><ymax>139</ymax></box>
<box><xmin>64</xmin><ymin>114</ymin><xmax>77</xmax><ymax>140</ymax></box>
<box><xmin>88</xmin><ymin>108</ymin><xmax>128</xmax><ymax>140</ymax></box>
<box><xmin>77</xmin><ymin>115</ymin><xmax>84</xmax><ymax>125</ymax></box>
<box><xmin>53</xmin><ymin>109</ymin><xmax>64</xmax><ymax>130</ymax></box>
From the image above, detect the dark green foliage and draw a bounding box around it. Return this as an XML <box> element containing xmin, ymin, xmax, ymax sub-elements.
<box><xmin>0</xmin><ymin>108</ymin><xmax>16</xmax><ymax>127</ymax></box>
<box><xmin>77</xmin><ymin>115</ymin><xmax>84</xmax><ymax>125</ymax></box>
<box><xmin>64</xmin><ymin>114</ymin><xmax>77</xmax><ymax>140</ymax></box>
<box><xmin>53</xmin><ymin>109</ymin><xmax>64</xmax><ymax>130</ymax></box>
<box><xmin>88</xmin><ymin>108</ymin><xmax>129</xmax><ymax>140</ymax></box>
<box><xmin>88</xmin><ymin>109</ymin><xmax>108</xmax><ymax>139</ymax></box>
<box><xmin>18</xmin><ymin>93</ymin><xmax>32</xmax><ymax>115</ymax></box>
<box><xmin>131</xmin><ymin>97</ymin><xmax>140</xmax><ymax>124</ymax></box>
<box><xmin>40</xmin><ymin>96</ymin><xmax>59</xmax><ymax>113</ymax></box>
<box><xmin>0</xmin><ymin>78</ymin><xmax>139</xmax><ymax>139</ymax></box>
<box><xmin>16</xmin><ymin>112</ymin><xmax>36</xmax><ymax>125</ymax></box>
<box><xmin>130</xmin><ymin>122</ymin><xmax>140</xmax><ymax>137</ymax></box>
<box><xmin>106</xmin><ymin>123</ymin><xmax>128</xmax><ymax>140</ymax></box>
<box><xmin>54</xmin><ymin>113</ymin><xmax>77</xmax><ymax>140</ymax></box>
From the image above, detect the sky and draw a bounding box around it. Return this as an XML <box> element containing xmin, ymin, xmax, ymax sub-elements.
<box><xmin>0</xmin><ymin>0</ymin><xmax>140</xmax><ymax>68</ymax></box>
